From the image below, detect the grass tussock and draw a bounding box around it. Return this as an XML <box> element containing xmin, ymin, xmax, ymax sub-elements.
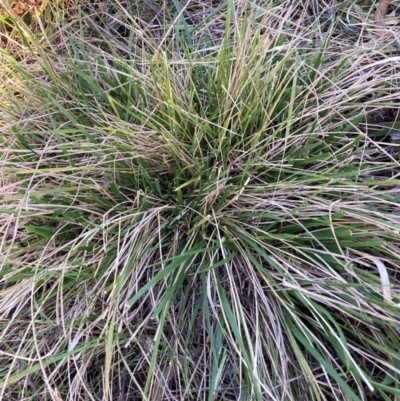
<box><xmin>1</xmin><ymin>0</ymin><xmax>400</xmax><ymax>400</ymax></box>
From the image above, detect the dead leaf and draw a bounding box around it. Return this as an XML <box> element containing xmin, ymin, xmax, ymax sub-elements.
<box><xmin>374</xmin><ymin>0</ymin><xmax>391</xmax><ymax>33</ymax></box>
<box><xmin>12</xmin><ymin>1</ymin><xmax>27</xmax><ymax>15</ymax></box>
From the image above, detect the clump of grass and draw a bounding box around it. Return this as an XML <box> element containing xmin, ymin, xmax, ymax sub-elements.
<box><xmin>1</xmin><ymin>1</ymin><xmax>400</xmax><ymax>400</ymax></box>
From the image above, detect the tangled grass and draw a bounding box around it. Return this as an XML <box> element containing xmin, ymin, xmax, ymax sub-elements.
<box><xmin>1</xmin><ymin>0</ymin><xmax>400</xmax><ymax>400</ymax></box>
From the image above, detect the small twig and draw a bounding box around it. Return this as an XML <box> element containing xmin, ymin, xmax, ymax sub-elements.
<box><xmin>118</xmin><ymin>370</ymin><xmax>128</xmax><ymax>401</ymax></box>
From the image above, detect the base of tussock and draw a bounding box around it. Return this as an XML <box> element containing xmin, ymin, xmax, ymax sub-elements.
<box><xmin>1</xmin><ymin>1</ymin><xmax>400</xmax><ymax>400</ymax></box>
